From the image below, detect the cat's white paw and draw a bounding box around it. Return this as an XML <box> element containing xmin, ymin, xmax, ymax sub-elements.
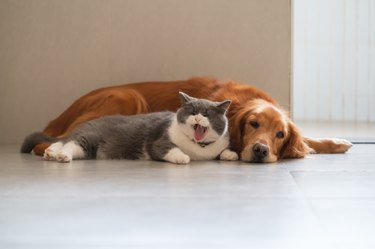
<box><xmin>44</xmin><ymin>142</ymin><xmax>63</xmax><ymax>161</ymax></box>
<box><xmin>220</xmin><ymin>149</ymin><xmax>239</xmax><ymax>161</ymax></box>
<box><xmin>171</xmin><ymin>154</ymin><xmax>191</xmax><ymax>164</ymax></box>
<box><xmin>164</xmin><ymin>148</ymin><xmax>191</xmax><ymax>164</ymax></box>
<box><xmin>44</xmin><ymin>148</ymin><xmax>57</xmax><ymax>161</ymax></box>
<box><xmin>56</xmin><ymin>152</ymin><xmax>72</xmax><ymax>163</ymax></box>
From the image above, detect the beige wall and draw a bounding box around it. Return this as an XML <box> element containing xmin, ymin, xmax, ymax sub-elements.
<box><xmin>0</xmin><ymin>0</ymin><xmax>291</xmax><ymax>144</ymax></box>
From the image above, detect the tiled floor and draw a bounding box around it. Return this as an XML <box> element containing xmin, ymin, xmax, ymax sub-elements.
<box><xmin>0</xmin><ymin>144</ymin><xmax>375</xmax><ymax>249</ymax></box>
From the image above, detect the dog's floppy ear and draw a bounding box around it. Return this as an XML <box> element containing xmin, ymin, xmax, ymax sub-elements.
<box><xmin>280</xmin><ymin>121</ymin><xmax>311</xmax><ymax>159</ymax></box>
<box><xmin>228</xmin><ymin>107</ymin><xmax>250</xmax><ymax>153</ymax></box>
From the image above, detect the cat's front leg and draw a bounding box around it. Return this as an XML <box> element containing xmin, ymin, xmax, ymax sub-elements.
<box><xmin>163</xmin><ymin>148</ymin><xmax>191</xmax><ymax>164</ymax></box>
<box><xmin>219</xmin><ymin>149</ymin><xmax>239</xmax><ymax>161</ymax></box>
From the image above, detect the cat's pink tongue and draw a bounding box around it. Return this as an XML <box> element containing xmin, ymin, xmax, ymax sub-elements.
<box><xmin>194</xmin><ymin>125</ymin><xmax>206</xmax><ymax>141</ymax></box>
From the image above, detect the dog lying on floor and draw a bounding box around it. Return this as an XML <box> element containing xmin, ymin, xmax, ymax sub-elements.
<box><xmin>24</xmin><ymin>77</ymin><xmax>352</xmax><ymax>163</ymax></box>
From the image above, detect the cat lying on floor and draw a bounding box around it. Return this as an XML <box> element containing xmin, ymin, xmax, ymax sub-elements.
<box><xmin>21</xmin><ymin>92</ymin><xmax>238</xmax><ymax>164</ymax></box>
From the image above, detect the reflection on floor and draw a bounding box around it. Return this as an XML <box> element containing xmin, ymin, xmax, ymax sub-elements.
<box><xmin>0</xmin><ymin>144</ymin><xmax>374</xmax><ymax>249</ymax></box>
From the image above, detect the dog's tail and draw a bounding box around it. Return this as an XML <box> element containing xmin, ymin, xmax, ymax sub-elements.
<box><xmin>20</xmin><ymin>132</ymin><xmax>58</xmax><ymax>153</ymax></box>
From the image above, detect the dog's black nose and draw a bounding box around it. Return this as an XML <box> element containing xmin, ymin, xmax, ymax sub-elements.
<box><xmin>252</xmin><ymin>143</ymin><xmax>269</xmax><ymax>159</ymax></box>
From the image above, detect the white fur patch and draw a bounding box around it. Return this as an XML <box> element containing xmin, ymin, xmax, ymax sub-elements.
<box><xmin>163</xmin><ymin>148</ymin><xmax>190</xmax><ymax>164</ymax></box>
<box><xmin>56</xmin><ymin>141</ymin><xmax>85</xmax><ymax>163</ymax></box>
<box><xmin>44</xmin><ymin>142</ymin><xmax>63</xmax><ymax>161</ymax></box>
<box><xmin>219</xmin><ymin>149</ymin><xmax>239</xmax><ymax>161</ymax></box>
<box><xmin>44</xmin><ymin>141</ymin><xmax>85</xmax><ymax>163</ymax></box>
<box><xmin>56</xmin><ymin>152</ymin><xmax>72</xmax><ymax>163</ymax></box>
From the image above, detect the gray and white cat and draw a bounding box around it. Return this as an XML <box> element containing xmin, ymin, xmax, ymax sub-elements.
<box><xmin>21</xmin><ymin>92</ymin><xmax>238</xmax><ymax>164</ymax></box>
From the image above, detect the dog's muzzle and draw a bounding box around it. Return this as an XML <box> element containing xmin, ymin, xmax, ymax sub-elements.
<box><xmin>251</xmin><ymin>143</ymin><xmax>269</xmax><ymax>162</ymax></box>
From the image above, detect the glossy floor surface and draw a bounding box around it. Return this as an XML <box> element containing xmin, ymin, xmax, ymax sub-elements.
<box><xmin>1</xmin><ymin>144</ymin><xmax>374</xmax><ymax>249</ymax></box>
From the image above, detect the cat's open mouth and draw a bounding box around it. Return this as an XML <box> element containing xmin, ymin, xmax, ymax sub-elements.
<box><xmin>193</xmin><ymin>124</ymin><xmax>208</xmax><ymax>141</ymax></box>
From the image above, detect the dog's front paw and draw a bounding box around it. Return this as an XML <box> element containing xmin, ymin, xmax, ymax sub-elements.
<box><xmin>220</xmin><ymin>149</ymin><xmax>239</xmax><ymax>161</ymax></box>
<box><xmin>331</xmin><ymin>138</ymin><xmax>353</xmax><ymax>153</ymax></box>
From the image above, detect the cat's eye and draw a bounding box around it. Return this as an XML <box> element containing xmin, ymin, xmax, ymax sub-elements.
<box><xmin>276</xmin><ymin>131</ymin><xmax>284</xmax><ymax>139</ymax></box>
<box><xmin>250</xmin><ymin>121</ymin><xmax>259</xmax><ymax>129</ymax></box>
<box><xmin>190</xmin><ymin>109</ymin><xmax>197</xmax><ymax>115</ymax></box>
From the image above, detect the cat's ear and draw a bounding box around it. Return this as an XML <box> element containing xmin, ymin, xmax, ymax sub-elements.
<box><xmin>179</xmin><ymin>92</ymin><xmax>197</xmax><ymax>105</ymax></box>
<box><xmin>216</xmin><ymin>100</ymin><xmax>231</xmax><ymax>112</ymax></box>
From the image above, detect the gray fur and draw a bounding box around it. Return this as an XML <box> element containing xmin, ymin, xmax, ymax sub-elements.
<box><xmin>20</xmin><ymin>132</ymin><xmax>58</xmax><ymax>153</ymax></box>
<box><xmin>65</xmin><ymin>112</ymin><xmax>174</xmax><ymax>161</ymax></box>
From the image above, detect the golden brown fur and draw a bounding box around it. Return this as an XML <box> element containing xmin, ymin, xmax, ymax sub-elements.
<box><xmin>32</xmin><ymin>77</ymin><xmax>352</xmax><ymax>162</ymax></box>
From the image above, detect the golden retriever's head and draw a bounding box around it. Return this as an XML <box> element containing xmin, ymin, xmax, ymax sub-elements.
<box><xmin>229</xmin><ymin>99</ymin><xmax>311</xmax><ymax>163</ymax></box>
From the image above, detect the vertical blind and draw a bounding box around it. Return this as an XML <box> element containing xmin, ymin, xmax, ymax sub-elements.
<box><xmin>293</xmin><ymin>0</ymin><xmax>375</xmax><ymax>122</ymax></box>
